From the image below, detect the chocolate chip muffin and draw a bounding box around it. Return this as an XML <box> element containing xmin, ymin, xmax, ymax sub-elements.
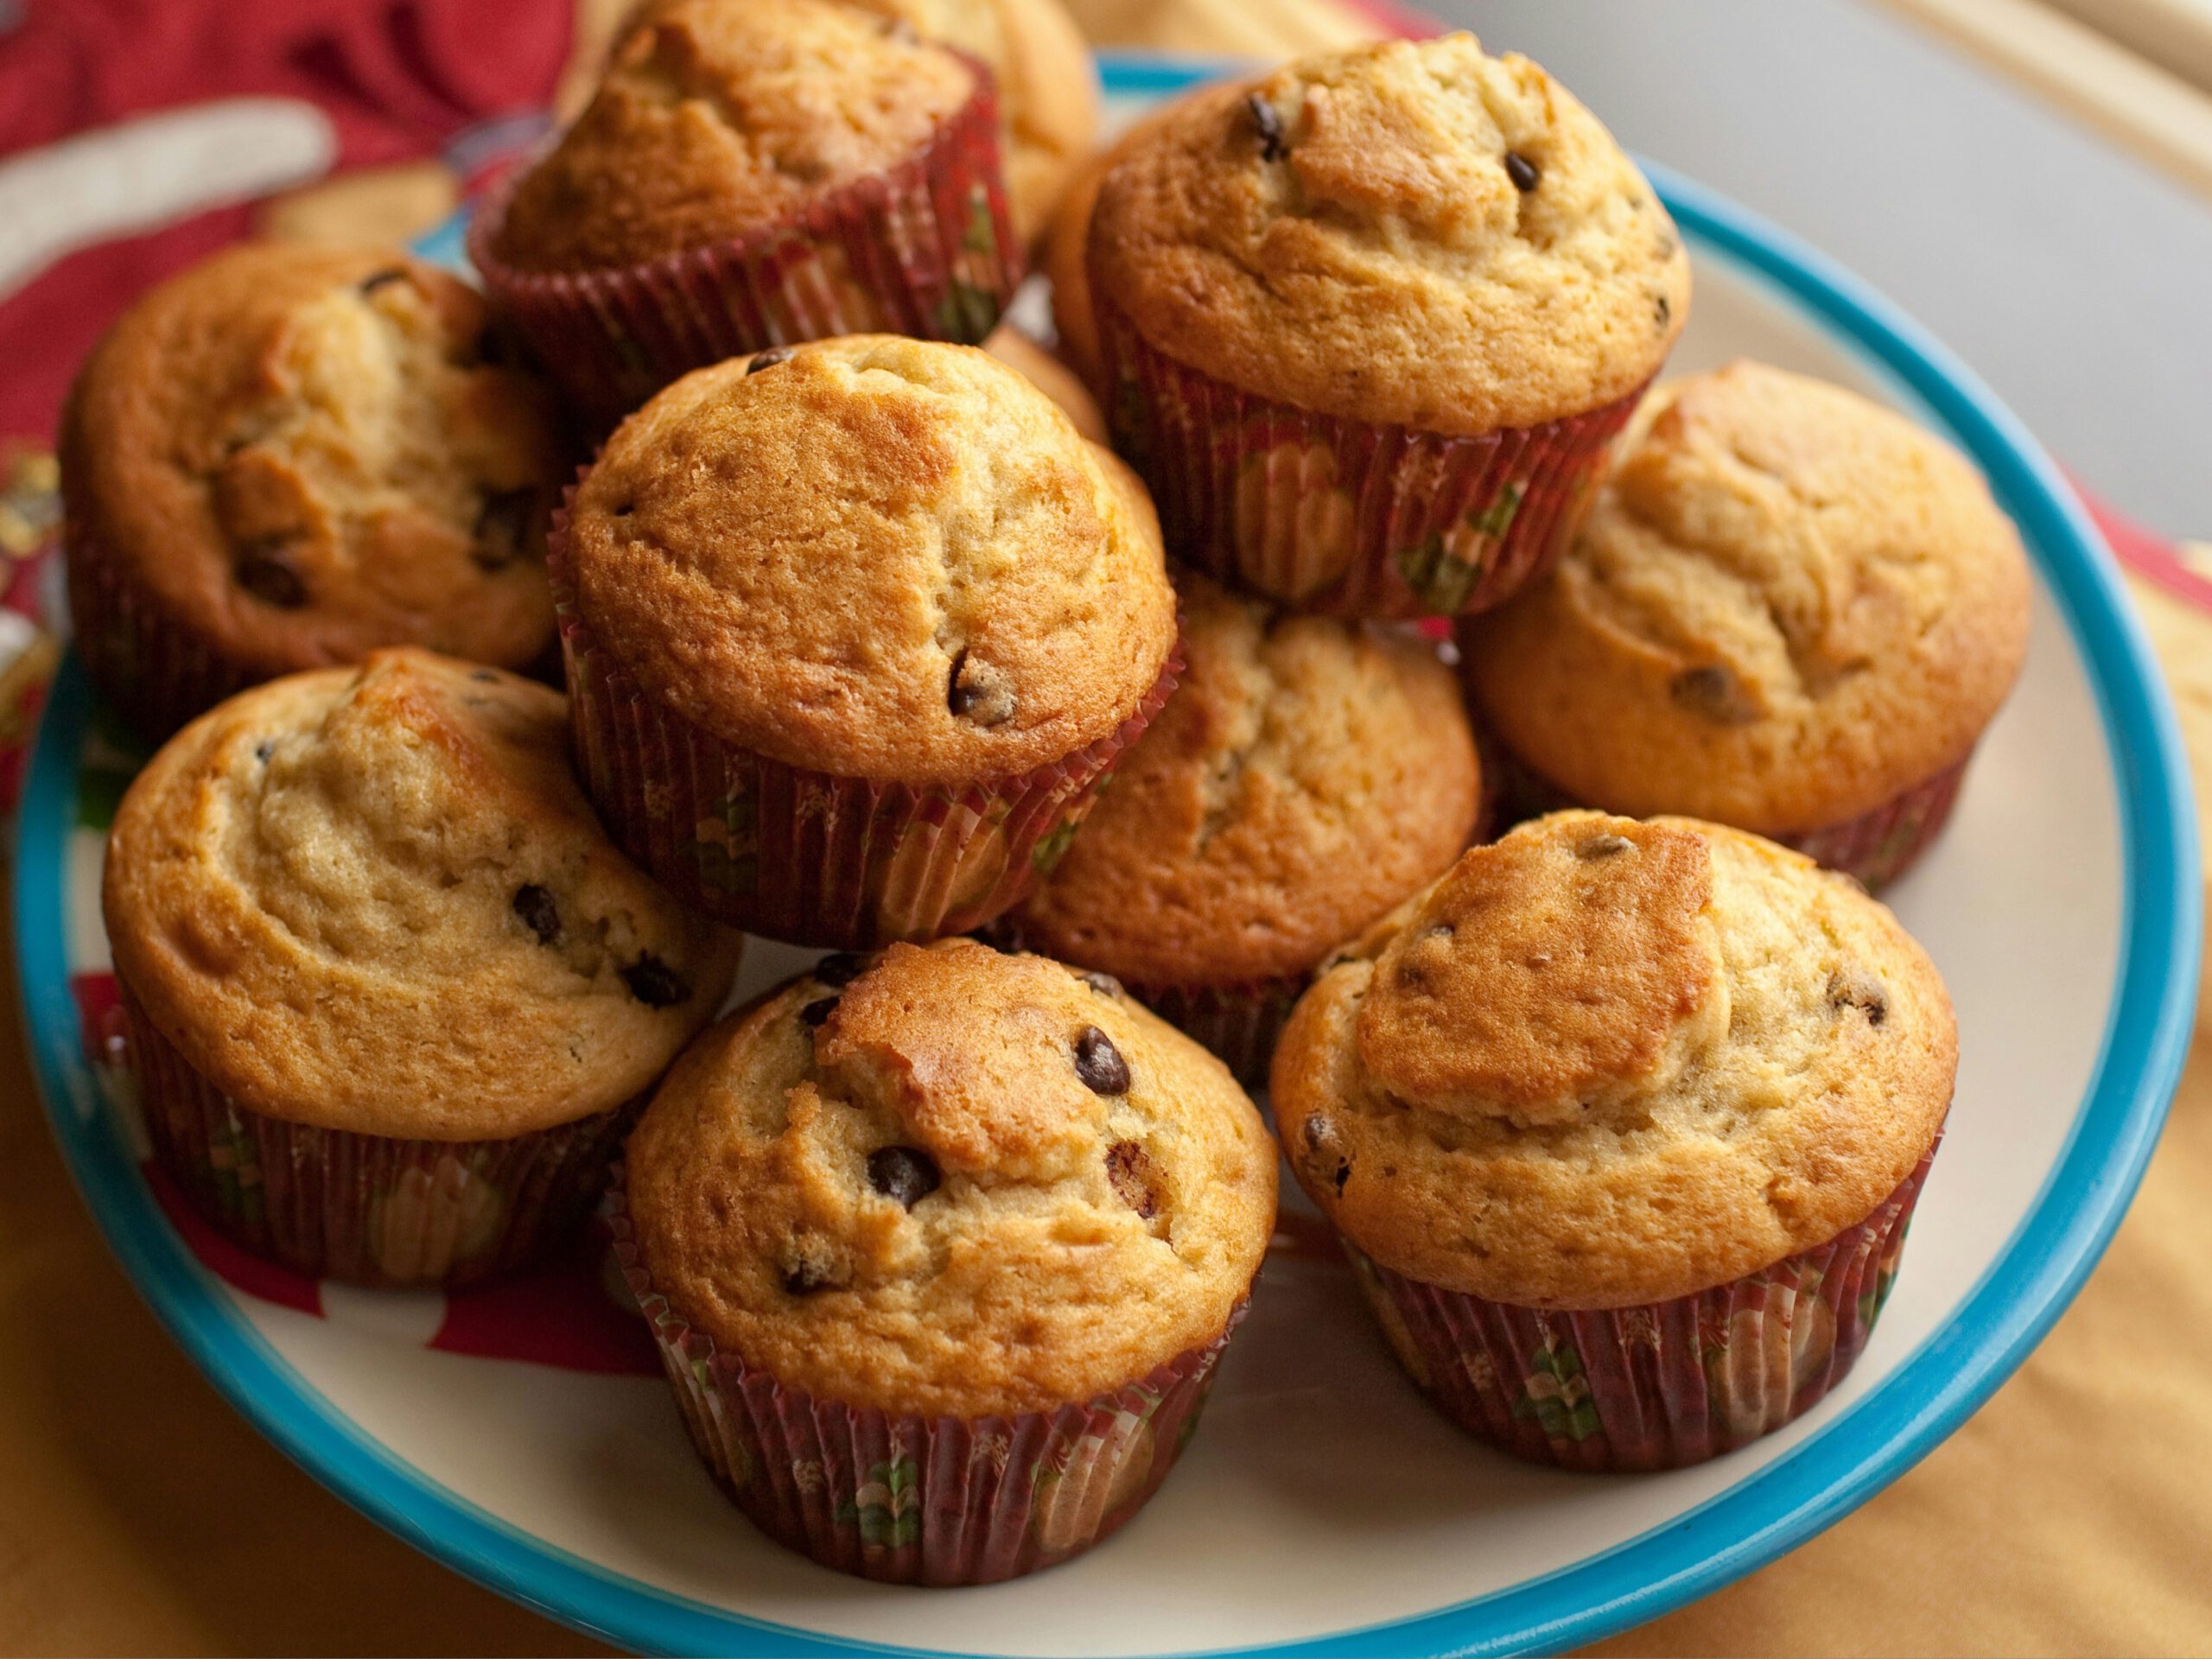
<box><xmin>1274</xmin><ymin>810</ymin><xmax>1954</xmax><ymax>1469</ymax></box>
<box><xmin>618</xmin><ymin>937</ymin><xmax>1275</xmax><ymax>1582</ymax></box>
<box><xmin>103</xmin><ymin>648</ymin><xmax>742</xmax><ymax>1287</ymax></box>
<box><xmin>473</xmin><ymin>0</ymin><xmax>1021</xmax><ymax>423</ymax></box>
<box><xmin>1089</xmin><ymin>33</ymin><xmax>1689</xmax><ymax>618</ymax></box>
<box><xmin>554</xmin><ymin>334</ymin><xmax>1179</xmax><ymax>949</ymax></box>
<box><xmin>60</xmin><ymin>245</ymin><xmax>568</xmax><ymax>741</ymax></box>
<box><xmin>1462</xmin><ymin>363</ymin><xmax>2033</xmax><ymax>888</ymax></box>
<box><xmin>1008</xmin><ymin>569</ymin><xmax>1481</xmax><ymax>1085</ymax></box>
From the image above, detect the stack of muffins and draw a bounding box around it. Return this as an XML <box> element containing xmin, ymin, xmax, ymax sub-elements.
<box><xmin>69</xmin><ymin>6</ymin><xmax>2031</xmax><ymax>1588</ymax></box>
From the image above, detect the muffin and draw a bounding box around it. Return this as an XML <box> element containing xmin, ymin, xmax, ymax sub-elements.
<box><xmin>615</xmin><ymin>938</ymin><xmax>1276</xmax><ymax>1583</ymax></box>
<box><xmin>60</xmin><ymin>245</ymin><xmax>569</xmax><ymax>741</ymax></box>
<box><xmin>1007</xmin><ymin>569</ymin><xmax>1481</xmax><ymax>1085</ymax></box>
<box><xmin>1273</xmin><ymin>810</ymin><xmax>1954</xmax><ymax>1470</ymax></box>
<box><xmin>103</xmin><ymin>649</ymin><xmax>742</xmax><ymax>1287</ymax></box>
<box><xmin>1088</xmin><ymin>34</ymin><xmax>1689</xmax><ymax>618</ymax></box>
<box><xmin>1462</xmin><ymin>363</ymin><xmax>2033</xmax><ymax>888</ymax></box>
<box><xmin>472</xmin><ymin>0</ymin><xmax>1022</xmax><ymax>424</ymax></box>
<box><xmin>553</xmin><ymin>334</ymin><xmax>1179</xmax><ymax>949</ymax></box>
<box><xmin>983</xmin><ymin>323</ymin><xmax>1105</xmax><ymax>442</ymax></box>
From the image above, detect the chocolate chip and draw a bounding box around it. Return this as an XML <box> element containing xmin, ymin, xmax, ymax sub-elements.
<box><xmin>254</xmin><ymin>740</ymin><xmax>274</xmax><ymax>764</ymax></box>
<box><xmin>473</xmin><ymin>488</ymin><xmax>536</xmax><ymax>571</ymax></box>
<box><xmin>1577</xmin><ymin>833</ymin><xmax>1634</xmax><ymax>861</ymax></box>
<box><xmin>1073</xmin><ymin>1026</ymin><xmax>1129</xmax><ymax>1095</ymax></box>
<box><xmin>1504</xmin><ymin>150</ymin><xmax>1540</xmax><ymax>192</ymax></box>
<box><xmin>779</xmin><ymin>1237</ymin><xmax>841</xmax><ymax>1294</ymax></box>
<box><xmin>358</xmin><ymin>267</ymin><xmax>409</xmax><ymax>295</ymax></box>
<box><xmin>1827</xmin><ymin>968</ymin><xmax>1888</xmax><ymax>1026</ymax></box>
<box><xmin>946</xmin><ymin>649</ymin><xmax>1015</xmax><ymax>726</ymax></box>
<box><xmin>234</xmin><ymin>543</ymin><xmax>308</xmax><ymax>608</ymax></box>
<box><xmin>1077</xmin><ymin>969</ymin><xmax>1124</xmax><ymax>999</ymax></box>
<box><xmin>1104</xmin><ymin>1140</ymin><xmax>1160</xmax><ymax>1218</ymax></box>
<box><xmin>610</xmin><ymin>501</ymin><xmax>634</xmax><ymax>518</ymax></box>
<box><xmin>813</xmin><ymin>951</ymin><xmax>867</xmax><ymax>988</ymax></box>
<box><xmin>747</xmin><ymin>346</ymin><xmax>792</xmax><ymax>374</ymax></box>
<box><xmin>1246</xmin><ymin>92</ymin><xmax>1287</xmax><ymax>162</ymax></box>
<box><xmin>621</xmin><ymin>955</ymin><xmax>688</xmax><ymax>1007</ymax></box>
<box><xmin>782</xmin><ymin>1266</ymin><xmax>828</xmax><ymax>1294</ymax></box>
<box><xmin>867</xmin><ymin>1146</ymin><xmax>941</xmax><ymax>1209</ymax></box>
<box><xmin>799</xmin><ymin>996</ymin><xmax>837</xmax><ymax>1027</ymax></box>
<box><xmin>470</xmin><ymin>670</ymin><xmax>499</xmax><ymax>683</ymax></box>
<box><xmin>1300</xmin><ymin>1115</ymin><xmax>1352</xmax><ymax>1196</ymax></box>
<box><xmin>1656</xmin><ymin>294</ymin><xmax>1673</xmax><ymax>328</ymax></box>
<box><xmin>1670</xmin><ymin>664</ymin><xmax>1756</xmax><ymax>725</ymax></box>
<box><xmin>512</xmin><ymin>884</ymin><xmax>561</xmax><ymax>944</ymax></box>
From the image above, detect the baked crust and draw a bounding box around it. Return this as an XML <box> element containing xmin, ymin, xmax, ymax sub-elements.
<box><xmin>104</xmin><ymin>651</ymin><xmax>742</xmax><ymax>1138</ymax></box>
<box><xmin>1463</xmin><ymin>362</ymin><xmax>2034</xmax><ymax>831</ymax></box>
<box><xmin>626</xmin><ymin>938</ymin><xmax>1277</xmax><ymax>1415</ymax></box>
<box><xmin>1272</xmin><ymin>810</ymin><xmax>1955</xmax><ymax>1307</ymax></box>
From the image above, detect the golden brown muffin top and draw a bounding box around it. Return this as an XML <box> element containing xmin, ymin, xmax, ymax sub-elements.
<box><xmin>104</xmin><ymin>651</ymin><xmax>742</xmax><ymax>1138</ymax></box>
<box><xmin>1014</xmin><ymin>570</ymin><xmax>1479</xmax><ymax>988</ymax></box>
<box><xmin>626</xmin><ymin>939</ymin><xmax>1277</xmax><ymax>1415</ymax></box>
<box><xmin>1464</xmin><ymin>363</ymin><xmax>2033</xmax><ymax>833</ymax></box>
<box><xmin>1088</xmin><ymin>34</ymin><xmax>1689</xmax><ymax>435</ymax></box>
<box><xmin>61</xmin><ymin>245</ymin><xmax>566</xmax><ymax>676</ymax></box>
<box><xmin>1272</xmin><ymin>811</ymin><xmax>1955</xmax><ymax>1308</ymax></box>
<box><xmin>493</xmin><ymin>0</ymin><xmax>977</xmax><ymax>274</ymax></box>
<box><xmin>563</xmin><ymin>336</ymin><xmax>1178</xmax><ymax>785</ymax></box>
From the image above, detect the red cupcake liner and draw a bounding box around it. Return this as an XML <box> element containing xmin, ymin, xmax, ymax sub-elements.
<box><xmin>606</xmin><ymin>1173</ymin><xmax>1244</xmax><ymax>1585</ymax></box>
<box><xmin>1096</xmin><ymin>296</ymin><xmax>1644</xmax><ymax>620</ymax></box>
<box><xmin>122</xmin><ymin>979</ymin><xmax>636</xmax><ymax>1289</ymax></box>
<box><xmin>1344</xmin><ymin>1138</ymin><xmax>1939</xmax><ymax>1471</ymax></box>
<box><xmin>548</xmin><ymin>507</ymin><xmax>1179</xmax><ymax>950</ymax></box>
<box><xmin>469</xmin><ymin>67</ymin><xmax>1023</xmax><ymax>429</ymax></box>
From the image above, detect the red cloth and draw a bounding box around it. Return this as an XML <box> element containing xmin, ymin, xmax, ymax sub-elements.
<box><xmin>0</xmin><ymin>0</ymin><xmax>576</xmax><ymax>442</ymax></box>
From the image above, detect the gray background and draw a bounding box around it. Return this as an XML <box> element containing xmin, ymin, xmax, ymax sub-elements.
<box><xmin>1427</xmin><ymin>0</ymin><xmax>2212</xmax><ymax>543</ymax></box>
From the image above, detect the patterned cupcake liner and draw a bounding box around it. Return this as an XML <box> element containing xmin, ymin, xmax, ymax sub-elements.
<box><xmin>1096</xmin><ymin>296</ymin><xmax>1644</xmax><ymax>620</ymax></box>
<box><xmin>548</xmin><ymin>505</ymin><xmax>1179</xmax><ymax>950</ymax></box>
<box><xmin>606</xmin><ymin>1173</ymin><xmax>1243</xmax><ymax>1585</ymax></box>
<box><xmin>122</xmin><ymin>979</ymin><xmax>636</xmax><ymax>1289</ymax></box>
<box><xmin>469</xmin><ymin>66</ymin><xmax>1023</xmax><ymax>429</ymax></box>
<box><xmin>1344</xmin><ymin>1139</ymin><xmax>1940</xmax><ymax>1471</ymax></box>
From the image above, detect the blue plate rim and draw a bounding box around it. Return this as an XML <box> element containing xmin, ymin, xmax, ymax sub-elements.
<box><xmin>15</xmin><ymin>56</ymin><xmax>2199</xmax><ymax>1659</ymax></box>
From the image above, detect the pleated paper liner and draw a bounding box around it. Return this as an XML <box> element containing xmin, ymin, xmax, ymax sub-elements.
<box><xmin>122</xmin><ymin>979</ymin><xmax>636</xmax><ymax>1290</ymax></box>
<box><xmin>606</xmin><ymin>1173</ymin><xmax>1245</xmax><ymax>1586</ymax></box>
<box><xmin>1345</xmin><ymin>1139</ymin><xmax>1940</xmax><ymax>1472</ymax></box>
<box><xmin>469</xmin><ymin>63</ymin><xmax>1023</xmax><ymax>429</ymax></box>
<box><xmin>1096</xmin><ymin>295</ymin><xmax>1644</xmax><ymax>620</ymax></box>
<box><xmin>549</xmin><ymin>512</ymin><xmax>1179</xmax><ymax>951</ymax></box>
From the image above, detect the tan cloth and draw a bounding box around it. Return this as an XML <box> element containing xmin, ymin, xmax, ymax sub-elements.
<box><xmin>3</xmin><ymin>3</ymin><xmax>2210</xmax><ymax>1654</ymax></box>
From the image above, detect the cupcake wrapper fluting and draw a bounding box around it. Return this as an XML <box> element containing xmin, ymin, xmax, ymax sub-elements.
<box><xmin>606</xmin><ymin>1173</ymin><xmax>1244</xmax><ymax>1586</ymax></box>
<box><xmin>123</xmin><ymin>980</ymin><xmax>636</xmax><ymax>1289</ymax></box>
<box><xmin>548</xmin><ymin>505</ymin><xmax>1179</xmax><ymax>951</ymax></box>
<box><xmin>1096</xmin><ymin>295</ymin><xmax>1644</xmax><ymax>620</ymax></box>
<box><xmin>469</xmin><ymin>67</ymin><xmax>1022</xmax><ymax>429</ymax></box>
<box><xmin>1344</xmin><ymin>1139</ymin><xmax>1939</xmax><ymax>1471</ymax></box>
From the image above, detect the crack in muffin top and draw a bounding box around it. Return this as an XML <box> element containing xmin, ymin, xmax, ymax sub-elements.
<box><xmin>563</xmin><ymin>336</ymin><xmax>1178</xmax><ymax>785</ymax></box>
<box><xmin>103</xmin><ymin>650</ymin><xmax>742</xmax><ymax>1137</ymax></box>
<box><xmin>1088</xmin><ymin>33</ymin><xmax>1690</xmax><ymax>435</ymax></box>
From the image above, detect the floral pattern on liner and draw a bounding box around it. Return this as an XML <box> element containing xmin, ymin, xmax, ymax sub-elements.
<box><xmin>607</xmin><ymin>1172</ymin><xmax>1243</xmax><ymax>1586</ymax></box>
<box><xmin>120</xmin><ymin>980</ymin><xmax>637</xmax><ymax>1289</ymax></box>
<box><xmin>1097</xmin><ymin>295</ymin><xmax>1641</xmax><ymax>620</ymax></box>
<box><xmin>1344</xmin><ymin>1140</ymin><xmax>1938</xmax><ymax>1471</ymax></box>
<box><xmin>550</xmin><ymin>512</ymin><xmax>1179</xmax><ymax>950</ymax></box>
<box><xmin>468</xmin><ymin>64</ymin><xmax>1021</xmax><ymax>428</ymax></box>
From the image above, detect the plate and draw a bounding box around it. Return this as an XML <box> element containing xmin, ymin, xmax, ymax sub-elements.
<box><xmin>17</xmin><ymin>54</ymin><xmax>2199</xmax><ymax>1659</ymax></box>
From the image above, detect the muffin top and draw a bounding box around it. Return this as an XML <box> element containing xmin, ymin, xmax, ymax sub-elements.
<box><xmin>1463</xmin><ymin>363</ymin><xmax>2034</xmax><ymax>832</ymax></box>
<box><xmin>563</xmin><ymin>336</ymin><xmax>1178</xmax><ymax>785</ymax></box>
<box><xmin>1272</xmin><ymin>811</ymin><xmax>1955</xmax><ymax>1308</ymax></box>
<box><xmin>493</xmin><ymin>0</ymin><xmax>978</xmax><ymax>274</ymax></box>
<box><xmin>1014</xmin><ymin>570</ymin><xmax>1480</xmax><ymax>988</ymax></box>
<box><xmin>61</xmin><ymin>245</ymin><xmax>567</xmax><ymax>676</ymax></box>
<box><xmin>626</xmin><ymin>938</ymin><xmax>1277</xmax><ymax>1415</ymax></box>
<box><xmin>1088</xmin><ymin>34</ymin><xmax>1689</xmax><ymax>435</ymax></box>
<box><xmin>104</xmin><ymin>650</ymin><xmax>742</xmax><ymax>1138</ymax></box>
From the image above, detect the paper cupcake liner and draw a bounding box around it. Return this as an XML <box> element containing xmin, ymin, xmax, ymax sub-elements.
<box><xmin>1096</xmin><ymin>296</ymin><xmax>1643</xmax><ymax>620</ymax></box>
<box><xmin>1344</xmin><ymin>1139</ymin><xmax>1939</xmax><ymax>1471</ymax></box>
<box><xmin>606</xmin><ymin>1173</ymin><xmax>1243</xmax><ymax>1585</ymax></box>
<box><xmin>121</xmin><ymin>980</ymin><xmax>636</xmax><ymax>1289</ymax></box>
<box><xmin>548</xmin><ymin>505</ymin><xmax>1178</xmax><ymax>950</ymax></box>
<box><xmin>470</xmin><ymin>67</ymin><xmax>1022</xmax><ymax>428</ymax></box>
<box><xmin>1128</xmin><ymin>973</ymin><xmax>1309</xmax><ymax>1092</ymax></box>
